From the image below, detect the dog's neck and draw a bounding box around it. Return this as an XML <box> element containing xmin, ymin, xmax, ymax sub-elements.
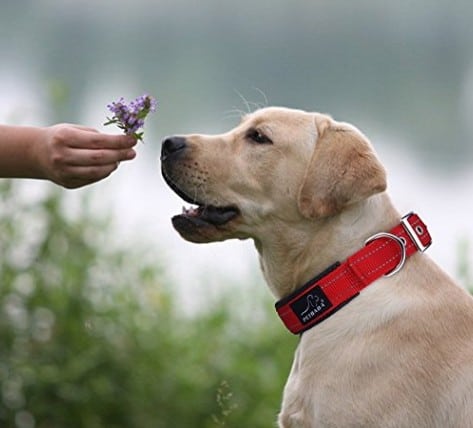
<box><xmin>255</xmin><ymin>192</ymin><xmax>400</xmax><ymax>299</ymax></box>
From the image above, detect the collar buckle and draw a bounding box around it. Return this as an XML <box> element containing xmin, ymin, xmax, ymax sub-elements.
<box><xmin>400</xmin><ymin>212</ymin><xmax>431</xmax><ymax>253</ymax></box>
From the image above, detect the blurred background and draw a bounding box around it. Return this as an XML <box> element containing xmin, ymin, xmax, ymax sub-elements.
<box><xmin>1</xmin><ymin>1</ymin><xmax>472</xmax><ymax>427</ymax></box>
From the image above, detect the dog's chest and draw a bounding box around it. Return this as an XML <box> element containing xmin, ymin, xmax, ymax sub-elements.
<box><xmin>281</xmin><ymin>324</ymin><xmax>471</xmax><ymax>428</ymax></box>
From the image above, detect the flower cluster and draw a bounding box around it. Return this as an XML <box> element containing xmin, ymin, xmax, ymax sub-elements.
<box><xmin>104</xmin><ymin>94</ymin><xmax>157</xmax><ymax>141</ymax></box>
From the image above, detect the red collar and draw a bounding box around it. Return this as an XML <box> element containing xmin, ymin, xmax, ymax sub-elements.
<box><xmin>275</xmin><ymin>212</ymin><xmax>432</xmax><ymax>335</ymax></box>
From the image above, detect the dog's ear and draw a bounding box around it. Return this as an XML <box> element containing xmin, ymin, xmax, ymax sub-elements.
<box><xmin>297</xmin><ymin>114</ymin><xmax>387</xmax><ymax>219</ymax></box>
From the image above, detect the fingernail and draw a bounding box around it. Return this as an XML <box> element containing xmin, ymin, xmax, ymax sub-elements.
<box><xmin>126</xmin><ymin>149</ymin><xmax>136</xmax><ymax>159</ymax></box>
<box><xmin>124</xmin><ymin>135</ymin><xmax>137</xmax><ymax>145</ymax></box>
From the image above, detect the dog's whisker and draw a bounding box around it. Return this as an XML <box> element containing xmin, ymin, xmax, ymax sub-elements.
<box><xmin>223</xmin><ymin>108</ymin><xmax>247</xmax><ymax>120</ymax></box>
<box><xmin>232</xmin><ymin>88</ymin><xmax>270</xmax><ymax>115</ymax></box>
<box><xmin>252</xmin><ymin>87</ymin><xmax>269</xmax><ymax>107</ymax></box>
<box><xmin>247</xmin><ymin>101</ymin><xmax>265</xmax><ymax>112</ymax></box>
<box><xmin>233</xmin><ymin>89</ymin><xmax>253</xmax><ymax>114</ymax></box>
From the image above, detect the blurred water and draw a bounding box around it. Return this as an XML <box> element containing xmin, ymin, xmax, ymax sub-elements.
<box><xmin>2</xmin><ymin>0</ymin><xmax>473</xmax><ymax>165</ymax></box>
<box><xmin>1</xmin><ymin>0</ymin><xmax>473</xmax><ymax>307</ymax></box>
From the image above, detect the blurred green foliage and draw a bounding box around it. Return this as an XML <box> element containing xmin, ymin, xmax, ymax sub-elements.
<box><xmin>0</xmin><ymin>181</ymin><xmax>296</xmax><ymax>428</ymax></box>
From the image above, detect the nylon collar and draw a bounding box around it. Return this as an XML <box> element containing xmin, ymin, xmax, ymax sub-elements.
<box><xmin>275</xmin><ymin>212</ymin><xmax>432</xmax><ymax>334</ymax></box>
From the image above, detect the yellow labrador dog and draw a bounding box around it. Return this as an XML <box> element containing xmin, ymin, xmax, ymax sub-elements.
<box><xmin>161</xmin><ymin>107</ymin><xmax>473</xmax><ymax>428</ymax></box>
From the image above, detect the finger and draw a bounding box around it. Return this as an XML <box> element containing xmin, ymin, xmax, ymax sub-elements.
<box><xmin>84</xmin><ymin>133</ymin><xmax>137</xmax><ymax>150</ymax></box>
<box><xmin>59</xmin><ymin>163</ymin><xmax>119</xmax><ymax>188</ymax></box>
<box><xmin>64</xmin><ymin>148</ymin><xmax>136</xmax><ymax>167</ymax></box>
<box><xmin>70</xmin><ymin>124</ymin><xmax>99</xmax><ymax>133</ymax></box>
<box><xmin>53</xmin><ymin>123</ymin><xmax>99</xmax><ymax>133</ymax></box>
<box><xmin>68</xmin><ymin>130</ymin><xmax>138</xmax><ymax>150</ymax></box>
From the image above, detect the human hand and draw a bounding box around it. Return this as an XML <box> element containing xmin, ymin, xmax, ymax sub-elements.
<box><xmin>37</xmin><ymin>124</ymin><xmax>137</xmax><ymax>189</ymax></box>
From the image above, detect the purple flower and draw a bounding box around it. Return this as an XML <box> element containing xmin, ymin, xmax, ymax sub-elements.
<box><xmin>104</xmin><ymin>94</ymin><xmax>157</xmax><ymax>141</ymax></box>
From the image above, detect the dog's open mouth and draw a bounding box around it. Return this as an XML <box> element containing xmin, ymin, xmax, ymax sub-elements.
<box><xmin>162</xmin><ymin>168</ymin><xmax>240</xmax><ymax>239</ymax></box>
<box><xmin>175</xmin><ymin>203</ymin><xmax>240</xmax><ymax>227</ymax></box>
<box><xmin>171</xmin><ymin>200</ymin><xmax>240</xmax><ymax>242</ymax></box>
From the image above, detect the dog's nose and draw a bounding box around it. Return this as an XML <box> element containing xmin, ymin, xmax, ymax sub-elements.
<box><xmin>161</xmin><ymin>136</ymin><xmax>187</xmax><ymax>160</ymax></box>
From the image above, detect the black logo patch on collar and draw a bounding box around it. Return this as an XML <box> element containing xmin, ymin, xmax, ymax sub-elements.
<box><xmin>290</xmin><ymin>286</ymin><xmax>332</xmax><ymax>325</ymax></box>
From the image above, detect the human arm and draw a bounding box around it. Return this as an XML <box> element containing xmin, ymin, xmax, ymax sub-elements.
<box><xmin>0</xmin><ymin>124</ymin><xmax>137</xmax><ymax>188</ymax></box>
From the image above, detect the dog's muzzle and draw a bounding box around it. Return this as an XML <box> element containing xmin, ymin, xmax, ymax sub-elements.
<box><xmin>160</xmin><ymin>135</ymin><xmax>241</xmax><ymax>243</ymax></box>
<box><xmin>161</xmin><ymin>136</ymin><xmax>187</xmax><ymax>161</ymax></box>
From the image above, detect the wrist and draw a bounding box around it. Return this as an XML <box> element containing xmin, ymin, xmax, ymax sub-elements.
<box><xmin>13</xmin><ymin>126</ymin><xmax>50</xmax><ymax>180</ymax></box>
<box><xmin>0</xmin><ymin>125</ymin><xmax>48</xmax><ymax>179</ymax></box>
<box><xmin>29</xmin><ymin>126</ymin><xmax>51</xmax><ymax>180</ymax></box>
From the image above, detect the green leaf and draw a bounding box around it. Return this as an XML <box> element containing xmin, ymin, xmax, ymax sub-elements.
<box><xmin>136</xmin><ymin>110</ymin><xmax>149</xmax><ymax>120</ymax></box>
<box><xmin>103</xmin><ymin>117</ymin><xmax>118</xmax><ymax>126</ymax></box>
<box><xmin>133</xmin><ymin>132</ymin><xmax>144</xmax><ymax>141</ymax></box>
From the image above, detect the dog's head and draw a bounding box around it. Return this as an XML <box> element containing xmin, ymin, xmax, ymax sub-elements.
<box><xmin>161</xmin><ymin>107</ymin><xmax>386</xmax><ymax>244</ymax></box>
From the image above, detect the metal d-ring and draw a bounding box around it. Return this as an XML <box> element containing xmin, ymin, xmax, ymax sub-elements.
<box><xmin>364</xmin><ymin>232</ymin><xmax>407</xmax><ymax>277</ymax></box>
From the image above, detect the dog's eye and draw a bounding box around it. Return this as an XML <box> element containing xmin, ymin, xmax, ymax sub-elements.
<box><xmin>246</xmin><ymin>129</ymin><xmax>273</xmax><ymax>145</ymax></box>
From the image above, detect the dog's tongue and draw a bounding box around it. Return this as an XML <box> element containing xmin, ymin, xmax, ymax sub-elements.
<box><xmin>180</xmin><ymin>205</ymin><xmax>239</xmax><ymax>226</ymax></box>
<box><xmin>200</xmin><ymin>206</ymin><xmax>239</xmax><ymax>225</ymax></box>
